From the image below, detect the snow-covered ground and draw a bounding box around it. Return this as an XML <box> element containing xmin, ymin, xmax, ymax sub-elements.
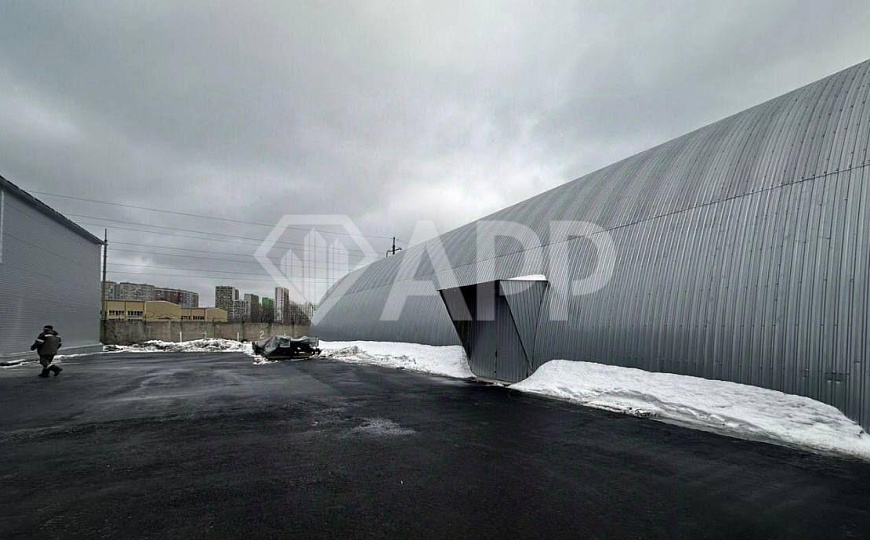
<box><xmin>317</xmin><ymin>341</ymin><xmax>870</xmax><ymax>460</ymax></box>
<box><xmin>513</xmin><ymin>360</ymin><xmax>870</xmax><ymax>461</ymax></box>
<box><xmin>319</xmin><ymin>341</ymin><xmax>473</xmax><ymax>379</ymax></box>
<box><xmin>112</xmin><ymin>338</ymin><xmax>256</xmax><ymax>356</ymax></box>
<box><xmin>111</xmin><ymin>339</ymin><xmax>471</xmax><ymax>377</ymax></box>
<box><xmin>1</xmin><ymin>351</ymin><xmax>105</xmax><ymax>368</ymax></box>
<box><xmin>9</xmin><ymin>335</ymin><xmax>867</xmax><ymax>459</ymax></box>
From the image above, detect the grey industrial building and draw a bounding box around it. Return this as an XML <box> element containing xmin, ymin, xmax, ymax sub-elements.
<box><xmin>314</xmin><ymin>60</ymin><xmax>870</xmax><ymax>429</ymax></box>
<box><xmin>0</xmin><ymin>175</ymin><xmax>104</xmax><ymax>360</ymax></box>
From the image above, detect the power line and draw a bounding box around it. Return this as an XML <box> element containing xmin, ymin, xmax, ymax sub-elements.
<box><xmin>112</xmin><ymin>247</ymin><xmax>261</xmax><ymax>263</ymax></box>
<box><xmin>105</xmin><ymin>270</ymin><xmax>333</xmax><ymax>284</ymax></box>
<box><xmin>6</xmin><ymin>206</ymin><xmax>355</xmax><ymax>300</ymax></box>
<box><xmin>31</xmin><ymin>190</ymin><xmax>403</xmax><ymax>242</ymax></box>
<box><xmin>111</xmin><ymin>241</ymin><xmax>369</xmax><ymax>261</ymax></box>
<box><xmin>76</xmin><ymin>220</ymin><xmax>370</xmax><ymax>256</ymax></box>
<box><xmin>113</xmin><ymin>241</ymin><xmax>256</xmax><ymax>256</ymax></box>
<box><xmin>106</xmin><ymin>270</ymin><xmax>277</xmax><ymax>283</ymax></box>
<box><xmin>110</xmin><ymin>247</ymin><xmax>361</xmax><ymax>273</ymax></box>
<box><xmin>74</xmin><ymin>218</ymin><xmax>377</xmax><ymax>257</ymax></box>
<box><xmin>107</xmin><ymin>261</ymin><xmax>344</xmax><ymax>281</ymax></box>
<box><xmin>111</xmin><ymin>241</ymin><xmax>368</xmax><ymax>262</ymax></box>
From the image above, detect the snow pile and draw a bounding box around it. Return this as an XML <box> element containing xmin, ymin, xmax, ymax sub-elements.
<box><xmin>507</xmin><ymin>274</ymin><xmax>547</xmax><ymax>281</ymax></box>
<box><xmin>512</xmin><ymin>360</ymin><xmax>870</xmax><ymax>461</ymax></box>
<box><xmin>115</xmin><ymin>339</ymin><xmax>256</xmax><ymax>356</ymax></box>
<box><xmin>2</xmin><ymin>353</ymin><xmax>89</xmax><ymax>368</ymax></box>
<box><xmin>0</xmin><ymin>360</ymin><xmax>33</xmax><ymax>369</ymax></box>
<box><xmin>320</xmin><ymin>341</ymin><xmax>473</xmax><ymax>379</ymax></box>
<box><xmin>351</xmin><ymin>418</ymin><xmax>416</xmax><ymax>437</ymax></box>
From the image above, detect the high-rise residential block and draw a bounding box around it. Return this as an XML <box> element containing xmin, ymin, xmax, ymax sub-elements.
<box><xmin>244</xmin><ymin>293</ymin><xmax>260</xmax><ymax>322</ymax></box>
<box><xmin>155</xmin><ymin>287</ymin><xmax>200</xmax><ymax>308</ymax></box>
<box><xmin>117</xmin><ymin>282</ymin><xmax>156</xmax><ymax>302</ymax></box>
<box><xmin>215</xmin><ymin>286</ymin><xmax>239</xmax><ymax>316</ymax></box>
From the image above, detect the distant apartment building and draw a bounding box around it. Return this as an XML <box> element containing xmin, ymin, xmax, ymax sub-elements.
<box><xmin>117</xmin><ymin>282</ymin><xmax>156</xmax><ymax>302</ymax></box>
<box><xmin>274</xmin><ymin>287</ymin><xmax>290</xmax><ymax>324</ymax></box>
<box><xmin>287</xmin><ymin>301</ymin><xmax>315</xmax><ymax>326</ymax></box>
<box><xmin>244</xmin><ymin>293</ymin><xmax>260</xmax><ymax>322</ymax></box>
<box><xmin>102</xmin><ymin>281</ymin><xmax>119</xmax><ymax>300</ymax></box>
<box><xmin>272</xmin><ymin>287</ymin><xmax>313</xmax><ymax>325</ymax></box>
<box><xmin>230</xmin><ymin>299</ymin><xmax>250</xmax><ymax>322</ymax></box>
<box><xmin>155</xmin><ymin>287</ymin><xmax>200</xmax><ymax>308</ymax></box>
<box><xmin>103</xmin><ymin>281</ymin><xmax>199</xmax><ymax>308</ymax></box>
<box><xmin>215</xmin><ymin>286</ymin><xmax>239</xmax><ymax>315</ymax></box>
<box><xmin>260</xmin><ymin>297</ymin><xmax>275</xmax><ymax>323</ymax></box>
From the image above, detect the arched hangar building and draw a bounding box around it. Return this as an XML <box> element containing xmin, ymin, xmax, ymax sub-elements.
<box><xmin>314</xmin><ymin>60</ymin><xmax>870</xmax><ymax>430</ymax></box>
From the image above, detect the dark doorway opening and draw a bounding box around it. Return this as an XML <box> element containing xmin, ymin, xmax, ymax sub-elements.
<box><xmin>439</xmin><ymin>278</ymin><xmax>547</xmax><ymax>383</ymax></box>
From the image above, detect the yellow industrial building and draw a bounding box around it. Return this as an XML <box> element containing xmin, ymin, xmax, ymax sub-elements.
<box><xmin>181</xmin><ymin>307</ymin><xmax>229</xmax><ymax>322</ymax></box>
<box><xmin>106</xmin><ymin>301</ymin><xmax>228</xmax><ymax>322</ymax></box>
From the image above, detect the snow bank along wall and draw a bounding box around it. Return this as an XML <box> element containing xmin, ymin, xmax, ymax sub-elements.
<box><xmin>314</xmin><ymin>60</ymin><xmax>870</xmax><ymax>430</ymax></box>
<box><xmin>102</xmin><ymin>321</ymin><xmax>312</xmax><ymax>346</ymax></box>
<box><xmin>0</xmin><ymin>175</ymin><xmax>104</xmax><ymax>359</ymax></box>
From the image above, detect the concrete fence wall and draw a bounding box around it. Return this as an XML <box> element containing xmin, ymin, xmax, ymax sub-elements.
<box><xmin>103</xmin><ymin>320</ymin><xmax>312</xmax><ymax>346</ymax></box>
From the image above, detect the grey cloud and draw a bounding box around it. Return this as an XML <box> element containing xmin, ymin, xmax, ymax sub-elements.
<box><xmin>0</xmin><ymin>0</ymin><xmax>867</xmax><ymax>303</ymax></box>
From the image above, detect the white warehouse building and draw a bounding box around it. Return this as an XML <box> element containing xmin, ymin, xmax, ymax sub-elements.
<box><xmin>0</xmin><ymin>175</ymin><xmax>104</xmax><ymax>361</ymax></box>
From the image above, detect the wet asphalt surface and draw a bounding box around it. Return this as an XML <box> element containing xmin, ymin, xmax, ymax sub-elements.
<box><xmin>1</xmin><ymin>353</ymin><xmax>869</xmax><ymax>540</ymax></box>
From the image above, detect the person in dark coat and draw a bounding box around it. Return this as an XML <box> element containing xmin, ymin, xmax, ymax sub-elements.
<box><xmin>31</xmin><ymin>325</ymin><xmax>62</xmax><ymax>378</ymax></box>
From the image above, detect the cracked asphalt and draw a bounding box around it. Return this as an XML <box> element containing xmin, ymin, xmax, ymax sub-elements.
<box><xmin>2</xmin><ymin>352</ymin><xmax>869</xmax><ymax>539</ymax></box>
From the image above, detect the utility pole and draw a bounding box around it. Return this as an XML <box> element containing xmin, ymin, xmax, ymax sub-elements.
<box><xmin>385</xmin><ymin>236</ymin><xmax>403</xmax><ymax>257</ymax></box>
<box><xmin>101</xmin><ymin>229</ymin><xmax>108</xmax><ymax>343</ymax></box>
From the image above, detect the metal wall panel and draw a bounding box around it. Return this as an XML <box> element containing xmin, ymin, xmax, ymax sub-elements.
<box><xmin>500</xmin><ymin>281</ymin><xmax>546</xmax><ymax>369</ymax></box>
<box><xmin>314</xmin><ymin>60</ymin><xmax>870</xmax><ymax>430</ymax></box>
<box><xmin>436</xmin><ymin>282</ymin><xmax>535</xmax><ymax>382</ymax></box>
<box><xmin>494</xmin><ymin>293</ymin><xmax>527</xmax><ymax>383</ymax></box>
<box><xmin>0</xmin><ymin>190</ymin><xmax>102</xmax><ymax>357</ymax></box>
<box><xmin>464</xmin><ymin>285</ymin><xmax>497</xmax><ymax>379</ymax></box>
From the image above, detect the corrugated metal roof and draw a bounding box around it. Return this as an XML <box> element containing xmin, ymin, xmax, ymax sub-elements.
<box><xmin>0</xmin><ymin>174</ymin><xmax>104</xmax><ymax>245</ymax></box>
<box><xmin>314</xmin><ymin>58</ymin><xmax>870</xmax><ymax>430</ymax></box>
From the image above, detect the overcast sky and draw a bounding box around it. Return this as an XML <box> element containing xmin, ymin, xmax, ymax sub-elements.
<box><xmin>1</xmin><ymin>1</ymin><xmax>868</xmax><ymax>305</ymax></box>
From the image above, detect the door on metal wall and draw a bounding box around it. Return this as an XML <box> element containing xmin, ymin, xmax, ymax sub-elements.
<box><xmin>439</xmin><ymin>283</ymin><xmax>499</xmax><ymax>380</ymax></box>
<box><xmin>493</xmin><ymin>292</ymin><xmax>527</xmax><ymax>382</ymax></box>
<box><xmin>499</xmin><ymin>279</ymin><xmax>547</xmax><ymax>377</ymax></box>
<box><xmin>470</xmin><ymin>310</ymin><xmax>498</xmax><ymax>379</ymax></box>
<box><xmin>439</xmin><ymin>278</ymin><xmax>547</xmax><ymax>383</ymax></box>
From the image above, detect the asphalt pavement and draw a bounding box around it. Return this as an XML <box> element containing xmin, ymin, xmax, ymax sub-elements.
<box><xmin>2</xmin><ymin>352</ymin><xmax>869</xmax><ymax>539</ymax></box>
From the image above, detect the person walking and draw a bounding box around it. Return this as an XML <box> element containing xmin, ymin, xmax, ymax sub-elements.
<box><xmin>31</xmin><ymin>325</ymin><xmax>62</xmax><ymax>378</ymax></box>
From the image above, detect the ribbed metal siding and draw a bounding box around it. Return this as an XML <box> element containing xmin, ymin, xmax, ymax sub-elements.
<box><xmin>500</xmin><ymin>280</ymin><xmax>546</xmax><ymax>375</ymax></box>
<box><xmin>494</xmin><ymin>292</ymin><xmax>526</xmax><ymax>383</ymax></box>
<box><xmin>0</xmin><ymin>190</ymin><xmax>102</xmax><ymax>356</ymax></box>
<box><xmin>314</xmin><ymin>59</ymin><xmax>870</xmax><ymax>430</ymax></box>
<box><xmin>469</xmin><ymin>287</ymin><xmax>498</xmax><ymax>380</ymax></box>
<box><xmin>436</xmin><ymin>282</ymin><xmax>533</xmax><ymax>382</ymax></box>
<box><xmin>442</xmin><ymin>284</ymin><xmax>499</xmax><ymax>379</ymax></box>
